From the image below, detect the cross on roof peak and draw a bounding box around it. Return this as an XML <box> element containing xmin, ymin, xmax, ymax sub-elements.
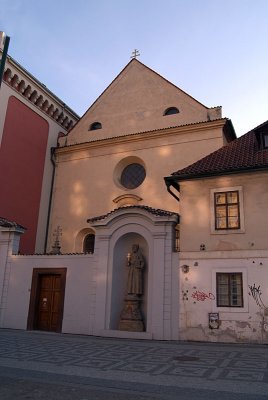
<box><xmin>131</xmin><ymin>49</ymin><xmax>140</xmax><ymax>59</ymax></box>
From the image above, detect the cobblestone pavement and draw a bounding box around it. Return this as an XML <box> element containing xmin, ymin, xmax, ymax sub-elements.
<box><xmin>1</xmin><ymin>329</ymin><xmax>268</xmax><ymax>399</ymax></box>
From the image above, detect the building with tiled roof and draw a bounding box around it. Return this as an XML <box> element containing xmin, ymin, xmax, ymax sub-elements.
<box><xmin>164</xmin><ymin>121</ymin><xmax>268</xmax><ymax>343</ymax></box>
<box><xmin>167</xmin><ymin>120</ymin><xmax>268</xmax><ymax>182</ymax></box>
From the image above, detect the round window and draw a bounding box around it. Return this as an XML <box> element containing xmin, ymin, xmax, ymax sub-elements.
<box><xmin>120</xmin><ymin>163</ymin><xmax>146</xmax><ymax>189</ymax></box>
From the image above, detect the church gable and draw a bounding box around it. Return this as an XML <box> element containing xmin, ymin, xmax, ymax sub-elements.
<box><xmin>64</xmin><ymin>60</ymin><xmax>221</xmax><ymax>145</ymax></box>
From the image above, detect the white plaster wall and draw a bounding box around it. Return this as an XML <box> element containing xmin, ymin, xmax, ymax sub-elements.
<box><xmin>0</xmin><ymin>211</ymin><xmax>180</xmax><ymax>342</ymax></box>
<box><xmin>0</xmin><ymin>231</ymin><xmax>11</xmax><ymax>326</ymax></box>
<box><xmin>2</xmin><ymin>254</ymin><xmax>95</xmax><ymax>335</ymax></box>
<box><xmin>0</xmin><ymin>229</ymin><xmax>23</xmax><ymax>326</ymax></box>
<box><xmin>178</xmin><ymin>251</ymin><xmax>268</xmax><ymax>343</ymax></box>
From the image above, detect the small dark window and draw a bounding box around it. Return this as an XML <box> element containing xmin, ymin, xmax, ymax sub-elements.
<box><xmin>83</xmin><ymin>234</ymin><xmax>95</xmax><ymax>253</ymax></box>
<box><xmin>121</xmin><ymin>163</ymin><xmax>146</xmax><ymax>189</ymax></box>
<box><xmin>216</xmin><ymin>273</ymin><xmax>243</xmax><ymax>307</ymax></box>
<box><xmin>263</xmin><ymin>133</ymin><xmax>268</xmax><ymax>148</ymax></box>
<box><xmin>89</xmin><ymin>122</ymin><xmax>102</xmax><ymax>131</ymax></box>
<box><xmin>164</xmin><ymin>107</ymin><xmax>179</xmax><ymax>116</ymax></box>
<box><xmin>173</xmin><ymin>225</ymin><xmax>180</xmax><ymax>252</ymax></box>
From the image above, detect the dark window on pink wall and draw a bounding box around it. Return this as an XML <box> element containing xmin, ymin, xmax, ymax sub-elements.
<box><xmin>0</xmin><ymin>96</ymin><xmax>49</xmax><ymax>254</ymax></box>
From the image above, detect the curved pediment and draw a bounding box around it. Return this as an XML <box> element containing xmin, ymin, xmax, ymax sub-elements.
<box><xmin>88</xmin><ymin>205</ymin><xmax>179</xmax><ymax>228</ymax></box>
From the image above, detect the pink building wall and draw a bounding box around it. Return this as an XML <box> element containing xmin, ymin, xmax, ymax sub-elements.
<box><xmin>0</xmin><ymin>96</ymin><xmax>49</xmax><ymax>253</ymax></box>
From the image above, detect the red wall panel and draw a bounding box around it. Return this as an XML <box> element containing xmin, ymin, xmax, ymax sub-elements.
<box><xmin>0</xmin><ymin>96</ymin><xmax>49</xmax><ymax>253</ymax></box>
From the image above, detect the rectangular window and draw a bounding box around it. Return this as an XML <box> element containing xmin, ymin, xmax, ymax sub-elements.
<box><xmin>264</xmin><ymin>133</ymin><xmax>268</xmax><ymax>148</ymax></box>
<box><xmin>216</xmin><ymin>273</ymin><xmax>243</xmax><ymax>307</ymax></box>
<box><xmin>173</xmin><ymin>225</ymin><xmax>180</xmax><ymax>252</ymax></box>
<box><xmin>214</xmin><ymin>191</ymin><xmax>240</xmax><ymax>230</ymax></box>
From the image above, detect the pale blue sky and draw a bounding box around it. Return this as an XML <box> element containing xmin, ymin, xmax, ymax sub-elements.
<box><xmin>1</xmin><ymin>0</ymin><xmax>267</xmax><ymax>136</ymax></box>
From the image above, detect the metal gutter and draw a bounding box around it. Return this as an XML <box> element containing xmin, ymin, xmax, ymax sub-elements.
<box><xmin>44</xmin><ymin>147</ymin><xmax>56</xmax><ymax>253</ymax></box>
<box><xmin>164</xmin><ymin>177</ymin><xmax>180</xmax><ymax>202</ymax></box>
<box><xmin>168</xmin><ymin>164</ymin><xmax>268</xmax><ymax>183</ymax></box>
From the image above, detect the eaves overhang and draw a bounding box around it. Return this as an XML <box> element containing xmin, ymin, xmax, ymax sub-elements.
<box><xmin>5</xmin><ymin>54</ymin><xmax>79</xmax><ymax>120</ymax></box>
<box><xmin>166</xmin><ymin>164</ymin><xmax>268</xmax><ymax>185</ymax></box>
<box><xmin>56</xmin><ymin>118</ymin><xmax>231</xmax><ymax>156</ymax></box>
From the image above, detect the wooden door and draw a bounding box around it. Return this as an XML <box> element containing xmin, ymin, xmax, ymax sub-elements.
<box><xmin>27</xmin><ymin>268</ymin><xmax>66</xmax><ymax>333</ymax></box>
<box><xmin>36</xmin><ymin>274</ymin><xmax>62</xmax><ymax>331</ymax></box>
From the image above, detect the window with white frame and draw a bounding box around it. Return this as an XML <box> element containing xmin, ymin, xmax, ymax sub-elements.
<box><xmin>216</xmin><ymin>272</ymin><xmax>243</xmax><ymax>307</ymax></box>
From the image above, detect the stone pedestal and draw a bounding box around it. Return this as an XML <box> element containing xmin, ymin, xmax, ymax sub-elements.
<box><xmin>118</xmin><ymin>294</ymin><xmax>144</xmax><ymax>332</ymax></box>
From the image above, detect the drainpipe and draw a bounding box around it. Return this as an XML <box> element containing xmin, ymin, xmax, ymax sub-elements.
<box><xmin>164</xmin><ymin>177</ymin><xmax>180</xmax><ymax>203</ymax></box>
<box><xmin>44</xmin><ymin>147</ymin><xmax>56</xmax><ymax>253</ymax></box>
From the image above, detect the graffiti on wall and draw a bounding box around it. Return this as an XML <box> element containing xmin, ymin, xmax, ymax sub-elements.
<box><xmin>248</xmin><ymin>284</ymin><xmax>267</xmax><ymax>308</ymax></box>
<box><xmin>182</xmin><ymin>287</ymin><xmax>216</xmax><ymax>303</ymax></box>
<box><xmin>248</xmin><ymin>283</ymin><xmax>268</xmax><ymax>334</ymax></box>
<box><xmin>191</xmin><ymin>290</ymin><xmax>215</xmax><ymax>302</ymax></box>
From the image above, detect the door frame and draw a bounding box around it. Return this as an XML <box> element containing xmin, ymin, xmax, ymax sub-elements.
<box><xmin>27</xmin><ymin>268</ymin><xmax>67</xmax><ymax>332</ymax></box>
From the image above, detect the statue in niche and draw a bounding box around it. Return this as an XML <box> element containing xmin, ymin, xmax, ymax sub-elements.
<box><xmin>118</xmin><ymin>243</ymin><xmax>146</xmax><ymax>332</ymax></box>
<box><xmin>126</xmin><ymin>244</ymin><xmax>145</xmax><ymax>296</ymax></box>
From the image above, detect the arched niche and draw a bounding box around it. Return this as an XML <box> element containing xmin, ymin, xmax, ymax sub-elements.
<box><xmin>110</xmin><ymin>232</ymin><xmax>148</xmax><ymax>331</ymax></box>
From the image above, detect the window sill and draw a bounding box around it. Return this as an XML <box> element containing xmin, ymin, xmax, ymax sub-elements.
<box><xmin>213</xmin><ymin>306</ymin><xmax>249</xmax><ymax>313</ymax></box>
<box><xmin>211</xmin><ymin>228</ymin><xmax>245</xmax><ymax>235</ymax></box>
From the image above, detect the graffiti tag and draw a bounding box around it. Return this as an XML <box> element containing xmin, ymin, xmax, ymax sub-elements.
<box><xmin>248</xmin><ymin>284</ymin><xmax>267</xmax><ymax>309</ymax></box>
<box><xmin>191</xmin><ymin>291</ymin><xmax>215</xmax><ymax>302</ymax></box>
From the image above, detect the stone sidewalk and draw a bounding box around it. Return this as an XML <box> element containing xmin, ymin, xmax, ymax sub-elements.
<box><xmin>0</xmin><ymin>328</ymin><xmax>268</xmax><ymax>399</ymax></box>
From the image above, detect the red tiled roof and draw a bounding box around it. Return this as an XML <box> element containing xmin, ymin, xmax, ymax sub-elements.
<box><xmin>170</xmin><ymin>121</ymin><xmax>268</xmax><ymax>180</ymax></box>
<box><xmin>87</xmin><ymin>205</ymin><xmax>179</xmax><ymax>223</ymax></box>
<box><xmin>0</xmin><ymin>217</ymin><xmax>26</xmax><ymax>230</ymax></box>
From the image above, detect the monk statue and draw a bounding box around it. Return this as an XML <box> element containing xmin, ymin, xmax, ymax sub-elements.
<box><xmin>119</xmin><ymin>244</ymin><xmax>146</xmax><ymax>331</ymax></box>
<box><xmin>126</xmin><ymin>244</ymin><xmax>145</xmax><ymax>296</ymax></box>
